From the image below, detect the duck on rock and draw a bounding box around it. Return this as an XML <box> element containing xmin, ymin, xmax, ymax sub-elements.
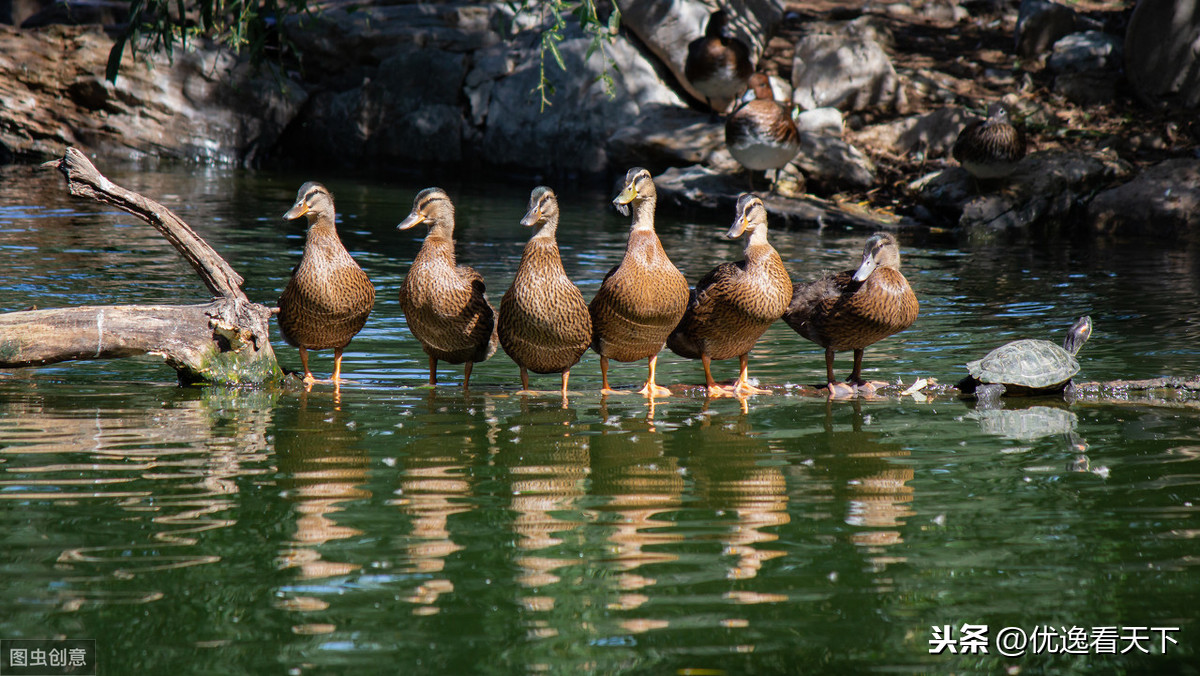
<box><xmin>498</xmin><ymin>187</ymin><xmax>592</xmax><ymax>400</ymax></box>
<box><xmin>668</xmin><ymin>193</ymin><xmax>793</xmax><ymax>397</ymax></box>
<box><xmin>589</xmin><ymin>168</ymin><xmax>690</xmax><ymax>398</ymax></box>
<box><xmin>685</xmin><ymin>9</ymin><xmax>754</xmax><ymax>115</ymax></box>
<box><xmin>783</xmin><ymin>233</ymin><xmax>918</xmax><ymax>396</ymax></box>
<box><xmin>725</xmin><ymin>73</ymin><xmax>801</xmax><ymax>191</ymax></box>
<box><xmin>953</xmin><ymin>103</ymin><xmax>1027</xmax><ymax>183</ymax></box>
<box><xmin>277</xmin><ymin>182</ymin><xmax>375</xmax><ymax>386</ymax></box>
<box><xmin>397</xmin><ymin>188</ymin><xmax>498</xmax><ymax>390</ymax></box>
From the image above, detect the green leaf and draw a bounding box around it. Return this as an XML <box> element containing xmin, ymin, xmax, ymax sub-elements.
<box><xmin>547</xmin><ymin>39</ymin><xmax>566</xmax><ymax>71</ymax></box>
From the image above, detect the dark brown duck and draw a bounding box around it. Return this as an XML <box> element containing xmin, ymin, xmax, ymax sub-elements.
<box><xmin>589</xmin><ymin>168</ymin><xmax>689</xmax><ymax>398</ymax></box>
<box><xmin>953</xmin><ymin>103</ymin><xmax>1026</xmax><ymax>180</ymax></box>
<box><xmin>499</xmin><ymin>186</ymin><xmax>592</xmax><ymax>398</ymax></box>
<box><xmin>668</xmin><ymin>193</ymin><xmax>792</xmax><ymax>397</ymax></box>
<box><xmin>397</xmin><ymin>187</ymin><xmax>498</xmax><ymax>389</ymax></box>
<box><xmin>277</xmin><ymin>181</ymin><xmax>376</xmax><ymax>384</ymax></box>
<box><xmin>684</xmin><ymin>9</ymin><xmax>754</xmax><ymax>114</ymax></box>
<box><xmin>784</xmin><ymin>232</ymin><xmax>918</xmax><ymax>394</ymax></box>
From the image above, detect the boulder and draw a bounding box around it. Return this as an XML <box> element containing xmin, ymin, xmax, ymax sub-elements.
<box><xmin>607</xmin><ymin>104</ymin><xmax>723</xmax><ymax>170</ymax></box>
<box><xmin>791</xmin><ymin>21</ymin><xmax>905</xmax><ymax>112</ymax></box>
<box><xmin>1125</xmin><ymin>0</ymin><xmax>1200</xmax><ymax>108</ymax></box>
<box><xmin>1047</xmin><ymin>30</ymin><xmax>1122</xmax><ymax>72</ymax></box>
<box><xmin>792</xmin><ymin>132</ymin><xmax>876</xmax><ymax>193</ymax></box>
<box><xmin>910</xmin><ymin>150</ymin><xmax>1132</xmax><ymax>237</ymax></box>
<box><xmin>795</xmin><ymin>107</ymin><xmax>844</xmax><ymax>137</ymax></box>
<box><xmin>1088</xmin><ymin>159</ymin><xmax>1200</xmax><ymax>239</ymax></box>
<box><xmin>1015</xmin><ymin>0</ymin><xmax>1079</xmax><ymax>60</ymax></box>
<box><xmin>0</xmin><ymin>25</ymin><xmax>305</xmax><ymax>165</ymax></box>
<box><xmin>614</xmin><ymin>0</ymin><xmax>783</xmax><ymax>108</ymax></box>
<box><xmin>853</xmin><ymin>107</ymin><xmax>972</xmax><ymax>159</ymax></box>
<box><xmin>482</xmin><ymin>30</ymin><xmax>686</xmax><ymax>176</ymax></box>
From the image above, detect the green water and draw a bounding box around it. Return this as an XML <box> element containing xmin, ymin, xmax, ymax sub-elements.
<box><xmin>1</xmin><ymin>165</ymin><xmax>1198</xmax><ymax>674</ymax></box>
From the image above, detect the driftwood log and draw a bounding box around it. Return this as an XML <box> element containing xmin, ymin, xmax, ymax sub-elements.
<box><xmin>0</xmin><ymin>148</ymin><xmax>280</xmax><ymax>385</ymax></box>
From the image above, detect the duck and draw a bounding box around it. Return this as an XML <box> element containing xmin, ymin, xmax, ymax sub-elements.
<box><xmin>725</xmin><ymin>73</ymin><xmax>800</xmax><ymax>190</ymax></box>
<box><xmin>277</xmin><ymin>182</ymin><xmax>376</xmax><ymax>385</ymax></box>
<box><xmin>396</xmin><ymin>187</ymin><xmax>498</xmax><ymax>390</ymax></box>
<box><xmin>498</xmin><ymin>187</ymin><xmax>592</xmax><ymax>398</ymax></box>
<box><xmin>667</xmin><ymin>193</ymin><xmax>792</xmax><ymax>397</ymax></box>
<box><xmin>589</xmin><ymin>168</ymin><xmax>690</xmax><ymax>398</ymax></box>
<box><xmin>952</xmin><ymin>103</ymin><xmax>1027</xmax><ymax>181</ymax></box>
<box><xmin>684</xmin><ymin>9</ymin><xmax>754</xmax><ymax>115</ymax></box>
<box><xmin>783</xmin><ymin>232</ymin><xmax>918</xmax><ymax>395</ymax></box>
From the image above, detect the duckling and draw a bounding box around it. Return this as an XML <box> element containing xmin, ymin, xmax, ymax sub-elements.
<box><xmin>685</xmin><ymin>9</ymin><xmax>754</xmax><ymax>115</ymax></box>
<box><xmin>668</xmin><ymin>193</ymin><xmax>792</xmax><ymax>397</ymax></box>
<box><xmin>589</xmin><ymin>168</ymin><xmax>690</xmax><ymax>398</ymax></box>
<box><xmin>397</xmin><ymin>188</ymin><xmax>498</xmax><ymax>390</ymax></box>
<box><xmin>725</xmin><ymin>73</ymin><xmax>801</xmax><ymax>190</ymax></box>
<box><xmin>277</xmin><ymin>182</ymin><xmax>375</xmax><ymax>385</ymax></box>
<box><xmin>499</xmin><ymin>187</ymin><xmax>592</xmax><ymax>398</ymax></box>
<box><xmin>783</xmin><ymin>233</ymin><xmax>918</xmax><ymax>395</ymax></box>
<box><xmin>953</xmin><ymin>103</ymin><xmax>1026</xmax><ymax>181</ymax></box>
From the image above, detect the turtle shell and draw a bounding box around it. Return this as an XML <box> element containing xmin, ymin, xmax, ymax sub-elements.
<box><xmin>965</xmin><ymin>338</ymin><xmax>1080</xmax><ymax>392</ymax></box>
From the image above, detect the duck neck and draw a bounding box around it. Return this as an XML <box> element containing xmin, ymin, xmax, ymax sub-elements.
<box><xmin>629</xmin><ymin>196</ymin><xmax>657</xmax><ymax>233</ymax></box>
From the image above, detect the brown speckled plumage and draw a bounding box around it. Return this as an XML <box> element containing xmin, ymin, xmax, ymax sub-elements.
<box><xmin>725</xmin><ymin>74</ymin><xmax>800</xmax><ymax>185</ymax></box>
<box><xmin>685</xmin><ymin>9</ymin><xmax>754</xmax><ymax>113</ymax></box>
<box><xmin>668</xmin><ymin>193</ymin><xmax>792</xmax><ymax>395</ymax></box>
<box><xmin>784</xmin><ymin>232</ymin><xmax>918</xmax><ymax>388</ymax></box>
<box><xmin>397</xmin><ymin>187</ymin><xmax>498</xmax><ymax>388</ymax></box>
<box><xmin>953</xmin><ymin>103</ymin><xmax>1026</xmax><ymax>180</ymax></box>
<box><xmin>277</xmin><ymin>182</ymin><xmax>375</xmax><ymax>383</ymax></box>
<box><xmin>499</xmin><ymin>187</ymin><xmax>592</xmax><ymax>394</ymax></box>
<box><xmin>589</xmin><ymin>168</ymin><xmax>689</xmax><ymax>396</ymax></box>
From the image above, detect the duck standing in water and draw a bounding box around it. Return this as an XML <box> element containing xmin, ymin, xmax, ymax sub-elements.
<box><xmin>684</xmin><ymin>9</ymin><xmax>754</xmax><ymax>115</ymax></box>
<box><xmin>589</xmin><ymin>168</ymin><xmax>689</xmax><ymax>398</ymax></box>
<box><xmin>783</xmin><ymin>233</ymin><xmax>918</xmax><ymax>396</ymax></box>
<box><xmin>277</xmin><ymin>182</ymin><xmax>375</xmax><ymax>386</ymax></box>
<box><xmin>725</xmin><ymin>73</ymin><xmax>801</xmax><ymax>190</ymax></box>
<box><xmin>668</xmin><ymin>193</ymin><xmax>792</xmax><ymax>397</ymax></box>
<box><xmin>397</xmin><ymin>188</ymin><xmax>498</xmax><ymax>390</ymax></box>
<box><xmin>498</xmin><ymin>187</ymin><xmax>592</xmax><ymax>399</ymax></box>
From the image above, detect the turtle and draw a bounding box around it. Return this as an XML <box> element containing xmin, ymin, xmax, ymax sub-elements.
<box><xmin>957</xmin><ymin>316</ymin><xmax>1092</xmax><ymax>400</ymax></box>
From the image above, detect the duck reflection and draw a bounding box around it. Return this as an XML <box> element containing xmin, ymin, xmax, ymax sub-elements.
<box><xmin>274</xmin><ymin>388</ymin><xmax>369</xmax><ymax>581</ymax></box>
<box><xmin>814</xmin><ymin>400</ymin><xmax>914</xmax><ymax>566</ymax></box>
<box><xmin>687</xmin><ymin>406</ymin><xmax>789</xmax><ymax>582</ymax></box>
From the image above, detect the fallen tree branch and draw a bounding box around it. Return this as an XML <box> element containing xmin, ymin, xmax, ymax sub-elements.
<box><xmin>0</xmin><ymin>149</ymin><xmax>280</xmax><ymax>385</ymax></box>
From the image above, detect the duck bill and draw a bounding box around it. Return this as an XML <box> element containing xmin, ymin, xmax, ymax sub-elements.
<box><xmin>283</xmin><ymin>202</ymin><xmax>308</xmax><ymax>220</ymax></box>
<box><xmin>520</xmin><ymin>207</ymin><xmax>541</xmax><ymax>228</ymax></box>
<box><xmin>612</xmin><ymin>184</ymin><xmax>636</xmax><ymax>217</ymax></box>
<box><xmin>852</xmin><ymin>253</ymin><xmax>877</xmax><ymax>282</ymax></box>
<box><xmin>726</xmin><ymin>214</ymin><xmax>749</xmax><ymax>239</ymax></box>
<box><xmin>397</xmin><ymin>212</ymin><xmax>425</xmax><ymax>231</ymax></box>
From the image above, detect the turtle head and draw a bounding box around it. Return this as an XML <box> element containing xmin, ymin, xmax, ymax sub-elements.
<box><xmin>1064</xmin><ymin>316</ymin><xmax>1092</xmax><ymax>355</ymax></box>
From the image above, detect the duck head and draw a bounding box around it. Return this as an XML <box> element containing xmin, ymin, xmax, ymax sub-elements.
<box><xmin>521</xmin><ymin>186</ymin><xmax>560</xmax><ymax>240</ymax></box>
<box><xmin>284</xmin><ymin>182</ymin><xmax>336</xmax><ymax>227</ymax></box>
<box><xmin>726</xmin><ymin>192</ymin><xmax>770</xmax><ymax>247</ymax></box>
<box><xmin>612</xmin><ymin>167</ymin><xmax>657</xmax><ymax>222</ymax></box>
<box><xmin>397</xmin><ymin>187</ymin><xmax>455</xmax><ymax>237</ymax></box>
<box><xmin>852</xmin><ymin>232</ymin><xmax>902</xmax><ymax>282</ymax></box>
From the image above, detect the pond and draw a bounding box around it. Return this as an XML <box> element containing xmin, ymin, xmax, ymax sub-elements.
<box><xmin>1</xmin><ymin>164</ymin><xmax>1198</xmax><ymax>674</ymax></box>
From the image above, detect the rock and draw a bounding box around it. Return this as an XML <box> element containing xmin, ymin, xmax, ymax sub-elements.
<box><xmin>853</xmin><ymin>107</ymin><xmax>972</xmax><ymax>159</ymax></box>
<box><xmin>793</xmin><ymin>132</ymin><xmax>876</xmax><ymax>193</ymax></box>
<box><xmin>1015</xmin><ymin>0</ymin><xmax>1079</xmax><ymax>60</ymax></box>
<box><xmin>795</xmin><ymin>107</ymin><xmax>843</xmax><ymax>137</ymax></box>
<box><xmin>1125</xmin><ymin>0</ymin><xmax>1200</xmax><ymax>108</ymax></box>
<box><xmin>614</xmin><ymin>0</ymin><xmax>783</xmax><ymax>109</ymax></box>
<box><xmin>482</xmin><ymin>30</ymin><xmax>685</xmax><ymax>176</ymax></box>
<box><xmin>1048</xmin><ymin>30</ymin><xmax>1122</xmax><ymax>72</ymax></box>
<box><xmin>607</xmin><ymin>104</ymin><xmax>723</xmax><ymax>170</ymax></box>
<box><xmin>653</xmin><ymin>164</ymin><xmax>904</xmax><ymax>229</ymax></box>
<box><xmin>1053</xmin><ymin>71</ymin><xmax>1120</xmax><ymax>106</ymax></box>
<box><xmin>278</xmin><ymin>47</ymin><xmax>470</xmax><ymax>166</ymax></box>
<box><xmin>910</xmin><ymin>150</ymin><xmax>1132</xmax><ymax>237</ymax></box>
<box><xmin>0</xmin><ymin>25</ymin><xmax>305</xmax><ymax>165</ymax></box>
<box><xmin>1088</xmin><ymin>158</ymin><xmax>1200</xmax><ymax>239</ymax></box>
<box><xmin>791</xmin><ymin>21</ymin><xmax>905</xmax><ymax>112</ymax></box>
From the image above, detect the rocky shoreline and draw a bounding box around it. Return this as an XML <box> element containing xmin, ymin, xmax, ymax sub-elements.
<box><xmin>1</xmin><ymin>0</ymin><xmax>1197</xmax><ymax>239</ymax></box>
